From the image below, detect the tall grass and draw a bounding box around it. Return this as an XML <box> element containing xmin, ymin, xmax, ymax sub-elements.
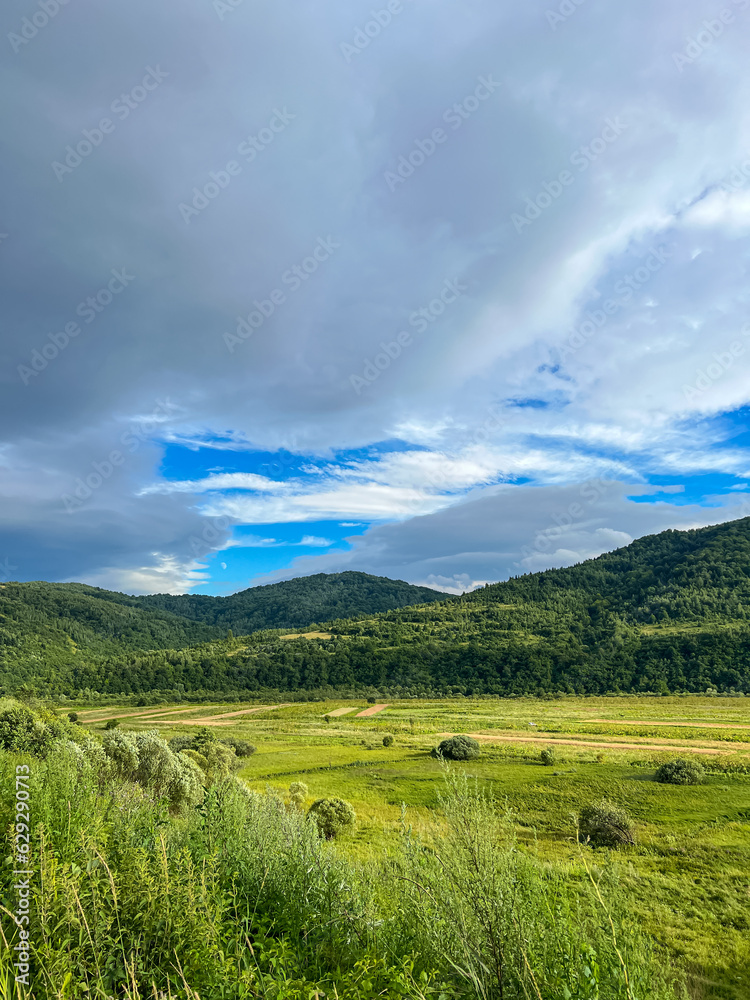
<box><xmin>0</xmin><ymin>748</ymin><xmax>688</xmax><ymax>999</ymax></box>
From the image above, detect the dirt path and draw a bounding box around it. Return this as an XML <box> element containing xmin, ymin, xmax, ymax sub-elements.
<box><xmin>588</xmin><ymin>718</ymin><xmax>750</xmax><ymax>731</ymax></box>
<box><xmin>326</xmin><ymin>707</ymin><xmax>360</xmax><ymax>717</ymax></box>
<box><xmin>456</xmin><ymin>733</ymin><xmax>737</xmax><ymax>756</ymax></box>
<box><xmin>78</xmin><ymin>706</ymin><xmax>207</xmax><ymax>724</ymax></box>
<box><xmin>155</xmin><ymin>704</ymin><xmax>291</xmax><ymax>725</ymax></box>
<box><xmin>355</xmin><ymin>704</ymin><xmax>389</xmax><ymax>717</ymax></box>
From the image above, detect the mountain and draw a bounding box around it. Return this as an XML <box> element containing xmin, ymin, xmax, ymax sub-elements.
<box><xmin>129</xmin><ymin>571</ymin><xmax>449</xmax><ymax>633</ymax></box>
<box><xmin>471</xmin><ymin>517</ymin><xmax>750</xmax><ymax>625</ymax></box>
<box><xmin>3</xmin><ymin>518</ymin><xmax>750</xmax><ymax>699</ymax></box>
<box><xmin>0</xmin><ymin>573</ymin><xmax>449</xmax><ymax>696</ymax></box>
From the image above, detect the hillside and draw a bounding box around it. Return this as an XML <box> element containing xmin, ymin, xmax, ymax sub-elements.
<box><xmin>472</xmin><ymin>517</ymin><xmax>750</xmax><ymax>624</ymax></box>
<box><xmin>130</xmin><ymin>571</ymin><xmax>449</xmax><ymax>632</ymax></box>
<box><xmin>0</xmin><ymin>573</ymin><xmax>449</xmax><ymax>695</ymax></box>
<box><xmin>3</xmin><ymin>518</ymin><xmax>750</xmax><ymax>699</ymax></box>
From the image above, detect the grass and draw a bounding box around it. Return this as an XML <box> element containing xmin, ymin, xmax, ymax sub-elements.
<box><xmin>44</xmin><ymin>694</ymin><xmax>750</xmax><ymax>998</ymax></box>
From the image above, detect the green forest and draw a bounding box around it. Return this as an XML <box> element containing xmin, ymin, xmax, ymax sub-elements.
<box><xmin>3</xmin><ymin>519</ymin><xmax>750</xmax><ymax>700</ymax></box>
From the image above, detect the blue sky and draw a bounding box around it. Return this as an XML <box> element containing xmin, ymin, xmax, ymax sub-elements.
<box><xmin>1</xmin><ymin>0</ymin><xmax>750</xmax><ymax>594</ymax></box>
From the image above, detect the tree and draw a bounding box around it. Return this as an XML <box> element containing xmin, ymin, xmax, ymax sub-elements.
<box><xmin>578</xmin><ymin>800</ymin><xmax>636</xmax><ymax>847</ymax></box>
<box><xmin>308</xmin><ymin>798</ymin><xmax>356</xmax><ymax>839</ymax></box>
<box><xmin>383</xmin><ymin>734</ymin><xmax>394</xmax><ymax>747</ymax></box>
<box><xmin>432</xmin><ymin>735</ymin><xmax>481</xmax><ymax>761</ymax></box>
<box><xmin>655</xmin><ymin>759</ymin><xmax>705</xmax><ymax>785</ymax></box>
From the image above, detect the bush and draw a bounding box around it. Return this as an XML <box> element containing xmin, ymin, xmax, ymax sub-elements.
<box><xmin>170</xmin><ymin>732</ymin><xmax>256</xmax><ymax>759</ymax></box>
<box><xmin>221</xmin><ymin>736</ymin><xmax>256</xmax><ymax>758</ymax></box>
<box><xmin>431</xmin><ymin>735</ymin><xmax>481</xmax><ymax>761</ymax></box>
<box><xmin>540</xmin><ymin>746</ymin><xmax>555</xmax><ymax>766</ymax></box>
<box><xmin>0</xmin><ymin>704</ymin><xmax>75</xmax><ymax>756</ymax></box>
<box><xmin>68</xmin><ymin>712</ymin><xmax>79</xmax><ymax>723</ymax></box>
<box><xmin>308</xmin><ymin>797</ymin><xmax>356</xmax><ymax>839</ymax></box>
<box><xmin>103</xmin><ymin>729</ymin><xmax>203</xmax><ymax>809</ymax></box>
<box><xmin>655</xmin><ymin>758</ymin><xmax>705</xmax><ymax>785</ymax></box>
<box><xmin>578</xmin><ymin>800</ymin><xmax>636</xmax><ymax>848</ymax></box>
<box><xmin>104</xmin><ymin>717</ymin><xmax>119</xmax><ymax>730</ymax></box>
<box><xmin>289</xmin><ymin>781</ymin><xmax>308</xmax><ymax>810</ymax></box>
<box><xmin>383</xmin><ymin>735</ymin><xmax>394</xmax><ymax>747</ymax></box>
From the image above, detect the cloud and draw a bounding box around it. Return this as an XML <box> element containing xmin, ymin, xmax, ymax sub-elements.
<box><xmin>1</xmin><ymin>0</ymin><xmax>750</xmax><ymax>591</ymax></box>
<box><xmin>243</xmin><ymin>482</ymin><xmax>750</xmax><ymax>593</ymax></box>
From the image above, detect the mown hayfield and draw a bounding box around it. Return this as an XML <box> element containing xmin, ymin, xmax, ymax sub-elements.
<box><xmin>79</xmin><ymin>695</ymin><xmax>750</xmax><ymax>999</ymax></box>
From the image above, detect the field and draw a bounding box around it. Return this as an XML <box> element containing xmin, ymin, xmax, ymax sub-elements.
<box><xmin>75</xmin><ymin>695</ymin><xmax>750</xmax><ymax>999</ymax></box>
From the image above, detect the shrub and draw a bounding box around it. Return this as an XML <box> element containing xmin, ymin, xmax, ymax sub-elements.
<box><xmin>289</xmin><ymin>781</ymin><xmax>308</xmax><ymax>810</ymax></box>
<box><xmin>308</xmin><ymin>797</ymin><xmax>356</xmax><ymax>839</ymax></box>
<box><xmin>68</xmin><ymin>712</ymin><xmax>79</xmax><ymax>723</ymax></box>
<box><xmin>0</xmin><ymin>704</ymin><xmax>74</xmax><ymax>756</ymax></box>
<box><xmin>221</xmin><ymin>736</ymin><xmax>256</xmax><ymax>758</ymax></box>
<box><xmin>103</xmin><ymin>730</ymin><xmax>140</xmax><ymax>782</ymax></box>
<box><xmin>383</xmin><ymin>734</ymin><xmax>394</xmax><ymax>747</ymax></box>
<box><xmin>104</xmin><ymin>717</ymin><xmax>119</xmax><ymax>730</ymax></box>
<box><xmin>431</xmin><ymin>735</ymin><xmax>481</xmax><ymax>761</ymax></box>
<box><xmin>578</xmin><ymin>800</ymin><xmax>636</xmax><ymax>847</ymax></box>
<box><xmin>655</xmin><ymin>758</ymin><xmax>705</xmax><ymax>785</ymax></box>
<box><xmin>540</xmin><ymin>746</ymin><xmax>555</xmax><ymax>766</ymax></box>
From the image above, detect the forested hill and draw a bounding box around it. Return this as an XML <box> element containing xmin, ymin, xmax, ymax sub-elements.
<box><xmin>471</xmin><ymin>517</ymin><xmax>750</xmax><ymax>624</ymax></box>
<box><xmin>4</xmin><ymin>518</ymin><xmax>750</xmax><ymax>699</ymax></box>
<box><xmin>0</xmin><ymin>573</ymin><xmax>450</xmax><ymax>688</ymax></box>
<box><xmin>130</xmin><ymin>572</ymin><xmax>449</xmax><ymax>632</ymax></box>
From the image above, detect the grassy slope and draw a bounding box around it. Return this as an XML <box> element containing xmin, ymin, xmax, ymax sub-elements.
<box><xmin>92</xmin><ymin>695</ymin><xmax>750</xmax><ymax>1000</ymax></box>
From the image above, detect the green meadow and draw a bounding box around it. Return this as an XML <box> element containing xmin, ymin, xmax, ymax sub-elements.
<box><xmin>87</xmin><ymin>695</ymin><xmax>750</xmax><ymax>999</ymax></box>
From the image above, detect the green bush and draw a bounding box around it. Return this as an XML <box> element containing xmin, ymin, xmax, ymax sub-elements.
<box><xmin>655</xmin><ymin>758</ymin><xmax>705</xmax><ymax>785</ymax></box>
<box><xmin>383</xmin><ymin>734</ymin><xmax>394</xmax><ymax>747</ymax></box>
<box><xmin>221</xmin><ymin>736</ymin><xmax>256</xmax><ymax>758</ymax></box>
<box><xmin>0</xmin><ymin>703</ymin><xmax>76</xmax><ymax>755</ymax></box>
<box><xmin>540</xmin><ymin>746</ymin><xmax>555</xmax><ymax>766</ymax></box>
<box><xmin>431</xmin><ymin>734</ymin><xmax>481</xmax><ymax>761</ymax></box>
<box><xmin>67</xmin><ymin>711</ymin><xmax>79</xmax><ymax>723</ymax></box>
<box><xmin>104</xmin><ymin>717</ymin><xmax>119</xmax><ymax>729</ymax></box>
<box><xmin>578</xmin><ymin>800</ymin><xmax>636</xmax><ymax>847</ymax></box>
<box><xmin>289</xmin><ymin>781</ymin><xmax>308</xmax><ymax>810</ymax></box>
<box><xmin>308</xmin><ymin>797</ymin><xmax>356</xmax><ymax>839</ymax></box>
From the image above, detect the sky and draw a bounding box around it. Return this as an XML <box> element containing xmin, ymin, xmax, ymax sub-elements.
<box><xmin>1</xmin><ymin>0</ymin><xmax>750</xmax><ymax>596</ymax></box>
